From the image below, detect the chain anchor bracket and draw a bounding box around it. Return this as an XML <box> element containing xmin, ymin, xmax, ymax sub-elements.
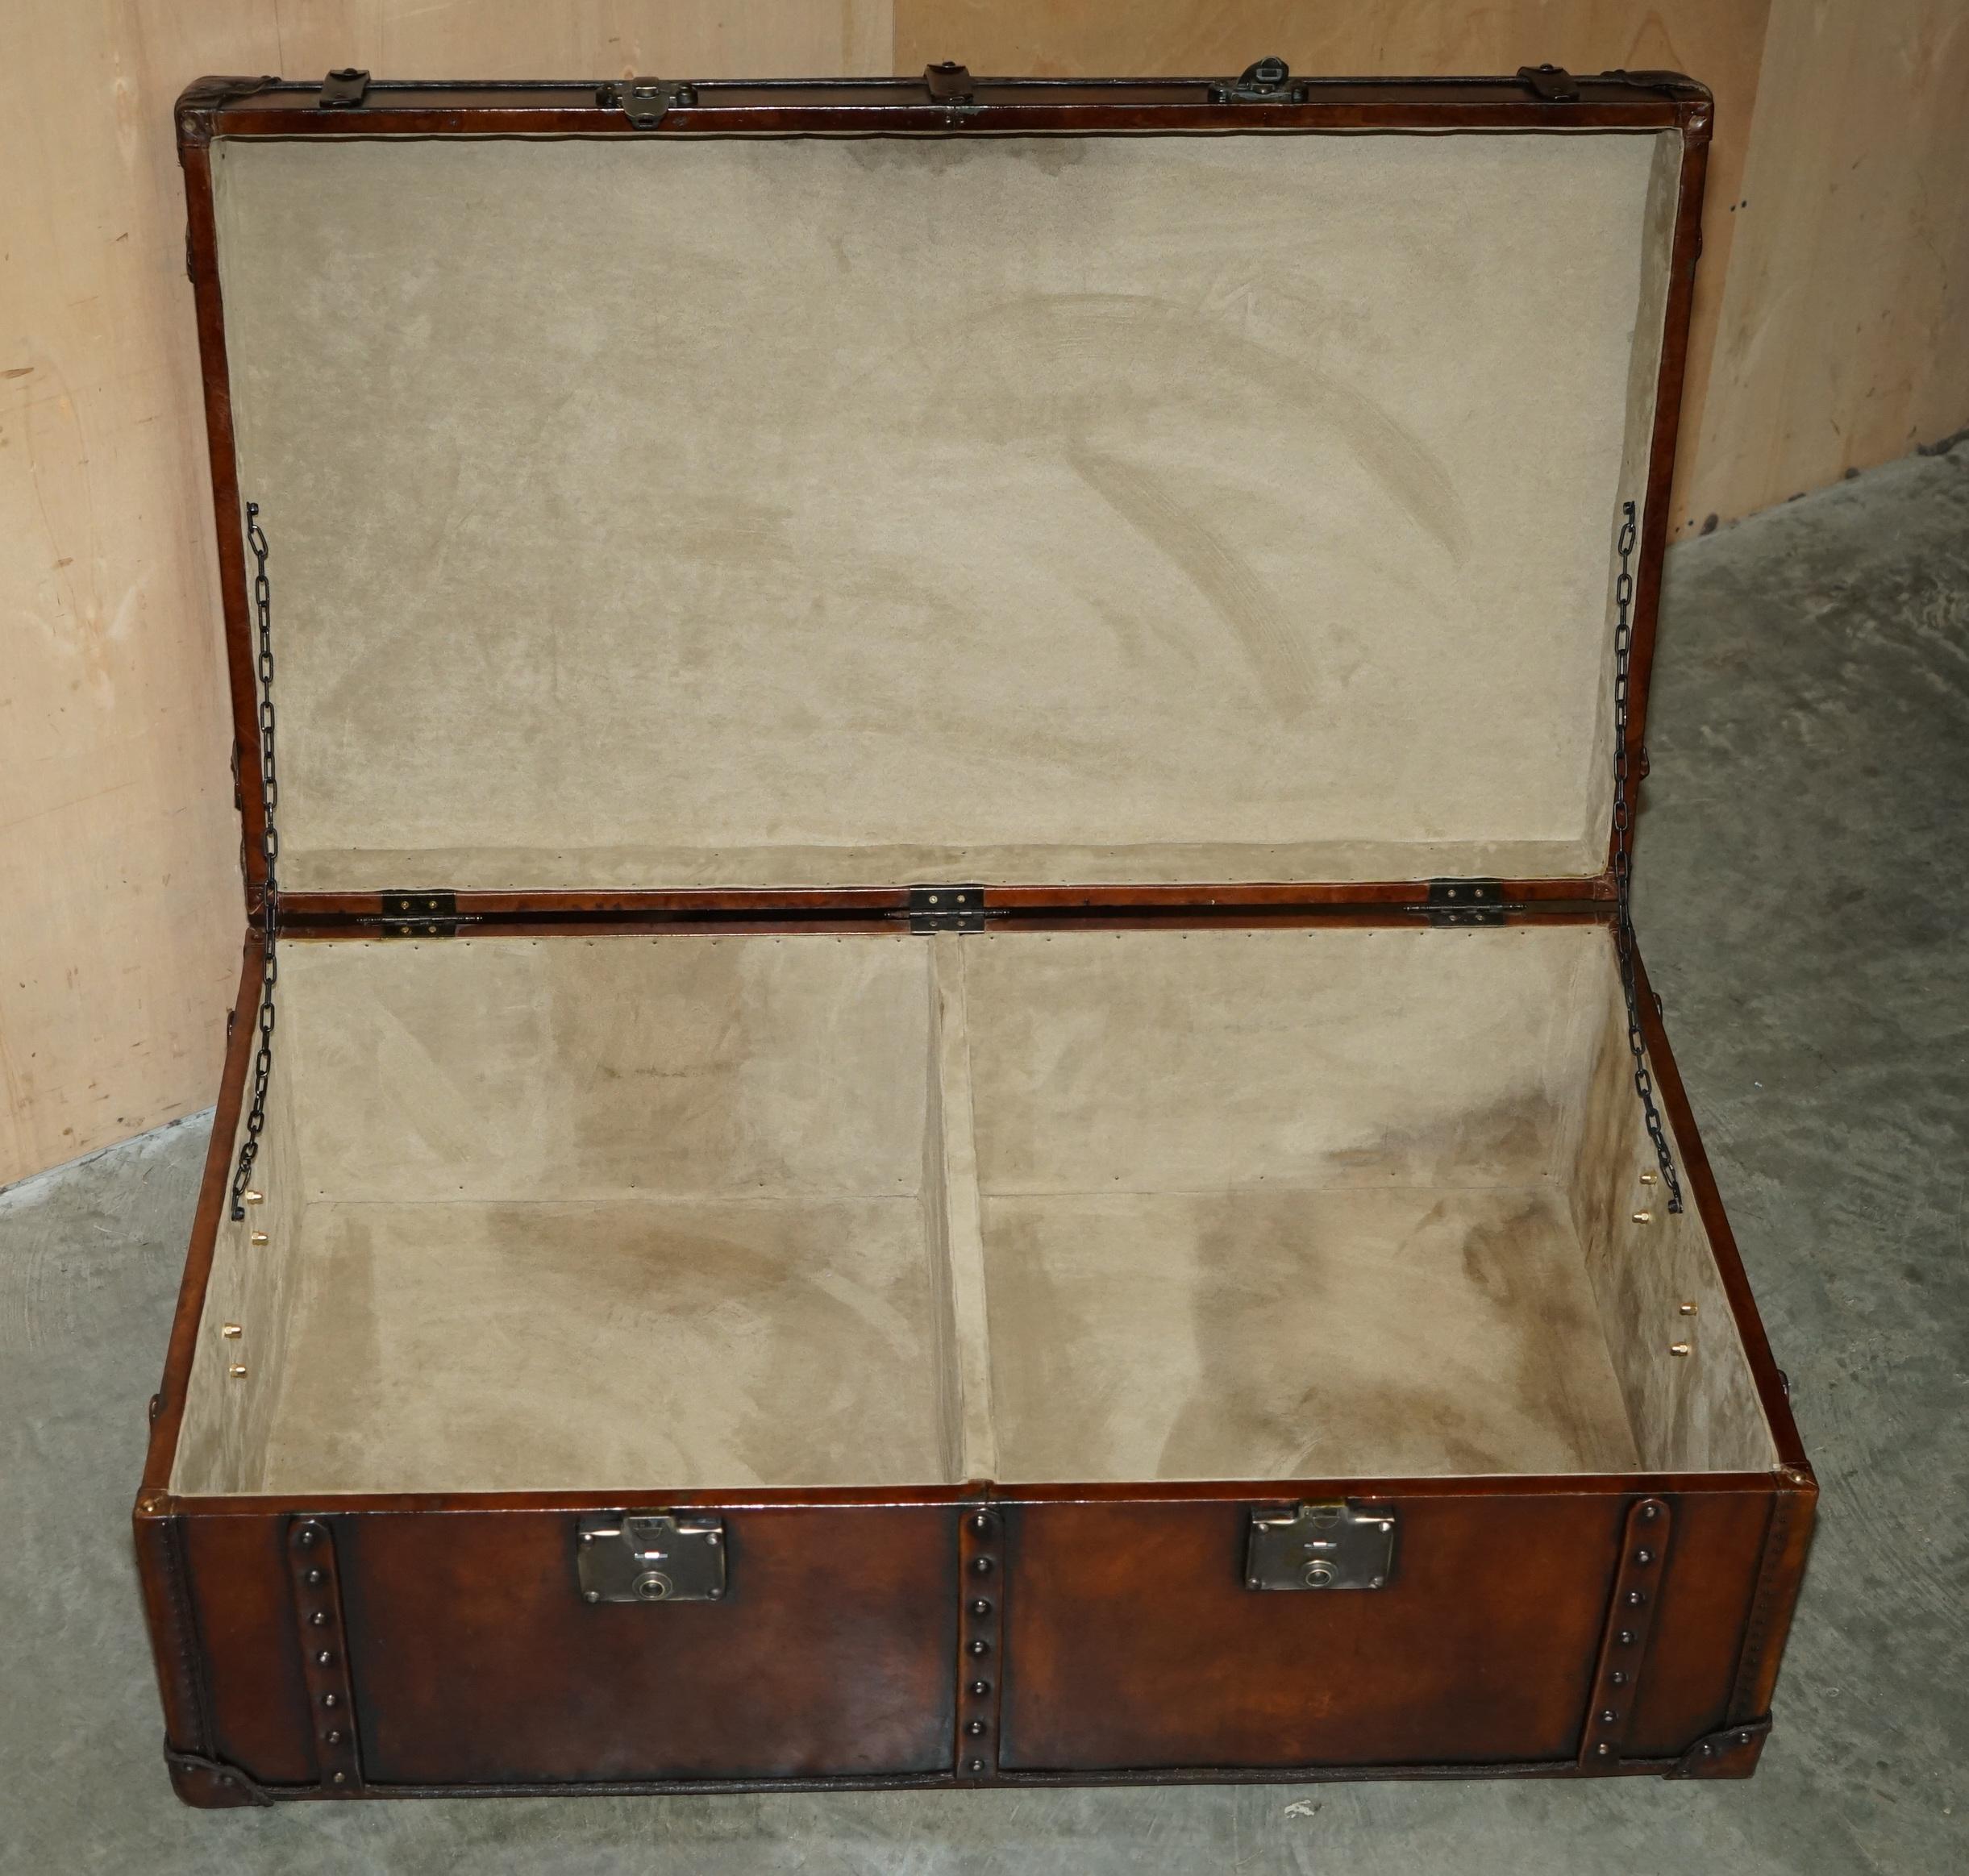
<box><xmin>230</xmin><ymin>501</ymin><xmax>281</xmax><ymax>1222</ymax></box>
<box><xmin>1610</xmin><ymin>499</ymin><xmax>1684</xmax><ymax>1214</ymax></box>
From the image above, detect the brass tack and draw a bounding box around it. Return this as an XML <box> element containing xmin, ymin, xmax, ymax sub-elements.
<box><xmin>1680</xmin><ymin>1301</ymin><xmax>1699</xmax><ymax>1316</ymax></box>
<box><xmin>316</xmin><ymin>1649</ymin><xmax>332</xmax><ymax>1666</ymax></box>
<box><xmin>298</xmin><ymin>1528</ymin><xmax>315</xmax><ymax>1547</ymax></box>
<box><xmin>971</xmin><ymin>1511</ymin><xmax>993</xmax><ymax>1536</ymax></box>
<box><xmin>970</xmin><ymin>1599</ymin><xmax>992</xmax><ymax>1617</ymax></box>
<box><xmin>250</xmin><ymin>1229</ymin><xmax>268</xmax><ymax>1246</ymax></box>
<box><xmin>968</xmin><ymin>1639</ymin><xmax>989</xmax><ymax>1656</ymax></box>
<box><xmin>1601</xmin><ymin>1708</ymin><xmax>1618</xmax><ymax>1724</ymax></box>
<box><xmin>1610</xmin><ymin>1670</ymin><xmax>1628</xmax><ymax>1686</ymax></box>
<box><xmin>1640</xmin><ymin>1171</ymin><xmax>1657</xmax><ymax>1185</ymax></box>
<box><xmin>325</xmin><ymin>1729</ymin><xmax>342</xmax><ymax>1745</ymax></box>
<box><xmin>310</xmin><ymin>1612</ymin><xmax>327</xmax><ymax>1627</ymax></box>
<box><xmin>221</xmin><ymin>1323</ymin><xmax>243</xmax><ymax>1339</ymax></box>
<box><xmin>322</xmin><ymin>1693</ymin><xmax>338</xmax><ymax>1709</ymax></box>
<box><xmin>1635</xmin><ymin>1549</ymin><xmax>1654</xmax><ymax>1566</ymax></box>
<box><xmin>1626</xmin><ymin>1590</ymin><xmax>1646</xmax><ymax>1607</ymax></box>
<box><xmin>1596</xmin><ymin>1743</ymin><xmax>1613</xmax><ymax>1757</ymax></box>
<box><xmin>1632</xmin><ymin>1210</ymin><xmax>1653</xmax><ymax>1225</ymax></box>
<box><xmin>331</xmin><ymin>1771</ymin><xmax>347</xmax><ymax>1786</ymax></box>
<box><xmin>972</xmin><ymin>1556</ymin><xmax>994</xmax><ymax>1575</ymax></box>
<box><xmin>966</xmin><ymin>1719</ymin><xmax>988</xmax><ymax>1737</ymax></box>
<box><xmin>970</xmin><ymin>1680</ymin><xmax>990</xmax><ymax>1696</ymax></box>
<box><xmin>244</xmin><ymin>1188</ymin><xmax>264</xmax><ymax>1206</ymax></box>
<box><xmin>1639</xmin><ymin>1503</ymin><xmax>1659</xmax><ymax>1520</ymax></box>
<box><xmin>306</xmin><ymin>1569</ymin><xmax>324</xmax><ymax>1587</ymax></box>
<box><xmin>1670</xmin><ymin>1341</ymin><xmax>1692</xmax><ymax>1358</ymax></box>
<box><xmin>227</xmin><ymin>1363</ymin><xmax>248</xmax><ymax>1379</ymax></box>
<box><xmin>583</xmin><ymin>1590</ymin><xmax>600</xmax><ymax>1604</ymax></box>
<box><xmin>1617</xmin><ymin>1630</ymin><xmax>1635</xmax><ymax>1645</ymax></box>
<box><xmin>968</xmin><ymin>1758</ymin><xmax>985</xmax><ymax>1774</ymax></box>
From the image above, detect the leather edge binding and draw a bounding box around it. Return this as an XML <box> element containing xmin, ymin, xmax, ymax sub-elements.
<box><xmin>1666</xmin><ymin>1713</ymin><xmax>1772</xmax><ymax>1780</ymax></box>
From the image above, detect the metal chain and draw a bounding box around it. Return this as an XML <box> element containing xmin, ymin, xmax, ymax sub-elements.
<box><xmin>229</xmin><ymin>502</ymin><xmax>280</xmax><ymax>1221</ymax></box>
<box><xmin>1610</xmin><ymin>500</ymin><xmax>1684</xmax><ymax>1214</ymax></box>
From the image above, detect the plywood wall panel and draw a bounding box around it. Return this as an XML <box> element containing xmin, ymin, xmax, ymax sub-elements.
<box><xmin>2</xmin><ymin>0</ymin><xmax>1966</xmax><ymax>1184</ymax></box>
<box><xmin>1677</xmin><ymin>0</ymin><xmax>1969</xmax><ymax>526</ymax></box>
<box><xmin>0</xmin><ymin>2</ymin><xmax>891</xmax><ymax>1189</ymax></box>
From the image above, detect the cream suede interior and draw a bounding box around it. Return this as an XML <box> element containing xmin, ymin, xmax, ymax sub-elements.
<box><xmin>210</xmin><ymin>129</ymin><xmax>1681</xmax><ymax>892</ymax></box>
<box><xmin>173</xmin><ymin>930</ymin><xmax>1775</xmax><ymax>1495</ymax></box>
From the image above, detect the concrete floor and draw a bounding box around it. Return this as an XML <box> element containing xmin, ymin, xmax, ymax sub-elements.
<box><xmin>3</xmin><ymin>446</ymin><xmax>1965</xmax><ymax>1873</ymax></box>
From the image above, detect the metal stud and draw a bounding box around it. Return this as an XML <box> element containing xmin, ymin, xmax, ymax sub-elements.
<box><xmin>583</xmin><ymin>1590</ymin><xmax>600</xmax><ymax>1604</ymax></box>
<box><xmin>966</xmin><ymin>1720</ymin><xmax>988</xmax><ymax>1737</ymax></box>
<box><xmin>325</xmin><ymin>1729</ymin><xmax>342</xmax><ymax>1745</ymax></box>
<box><xmin>971</xmin><ymin>1555</ymin><xmax>994</xmax><ymax>1575</ymax></box>
<box><xmin>1626</xmin><ymin>1589</ymin><xmax>1646</xmax><ymax>1607</ymax></box>
<box><xmin>1634</xmin><ymin>1549</ymin><xmax>1654</xmax><ymax>1566</ymax></box>
<box><xmin>1601</xmin><ymin>1708</ymin><xmax>1619</xmax><ymax>1724</ymax></box>
<box><xmin>971</xmin><ymin>1511</ymin><xmax>993</xmax><ymax>1536</ymax></box>
<box><xmin>970</xmin><ymin>1680</ymin><xmax>990</xmax><ymax>1696</ymax></box>
<box><xmin>322</xmin><ymin>1693</ymin><xmax>338</xmax><ymax>1709</ymax></box>
<box><xmin>310</xmin><ymin>1611</ymin><xmax>327</xmax><ymax>1627</ymax></box>
<box><xmin>1617</xmin><ymin>1629</ymin><xmax>1635</xmax><ymax>1645</ymax></box>
<box><xmin>1640</xmin><ymin>1171</ymin><xmax>1657</xmax><ymax>1185</ymax></box>
<box><xmin>1639</xmin><ymin>1503</ymin><xmax>1659</xmax><ymax>1520</ymax></box>
<box><xmin>316</xmin><ymin>1649</ymin><xmax>332</xmax><ymax>1666</ymax></box>
<box><xmin>298</xmin><ymin>1528</ymin><xmax>316</xmax><ymax>1547</ymax></box>
<box><xmin>221</xmin><ymin>1323</ymin><xmax>244</xmax><ymax>1339</ymax></box>
<box><xmin>306</xmin><ymin>1569</ymin><xmax>324</xmax><ymax>1587</ymax></box>
<box><xmin>1610</xmin><ymin>1670</ymin><xmax>1628</xmax><ymax>1687</ymax></box>
<box><xmin>331</xmin><ymin>1771</ymin><xmax>347</xmax><ymax>1786</ymax></box>
<box><xmin>1670</xmin><ymin>1341</ymin><xmax>1692</xmax><ymax>1358</ymax></box>
<box><xmin>244</xmin><ymin>1188</ymin><xmax>264</xmax><ymax>1205</ymax></box>
<box><xmin>250</xmin><ymin>1230</ymin><xmax>268</xmax><ymax>1246</ymax></box>
<box><xmin>1596</xmin><ymin>1742</ymin><xmax>1613</xmax><ymax>1758</ymax></box>
<box><xmin>227</xmin><ymin>1363</ymin><xmax>248</xmax><ymax>1379</ymax></box>
<box><xmin>970</xmin><ymin>1599</ymin><xmax>992</xmax><ymax>1617</ymax></box>
<box><xmin>1679</xmin><ymin>1300</ymin><xmax>1699</xmax><ymax>1316</ymax></box>
<box><xmin>1632</xmin><ymin>1209</ymin><xmax>1653</xmax><ymax>1224</ymax></box>
<box><xmin>968</xmin><ymin>1639</ymin><xmax>989</xmax><ymax>1656</ymax></box>
<box><xmin>968</xmin><ymin>1758</ymin><xmax>985</xmax><ymax>1774</ymax></box>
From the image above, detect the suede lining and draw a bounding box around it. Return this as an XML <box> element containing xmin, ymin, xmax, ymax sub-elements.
<box><xmin>172</xmin><ymin>930</ymin><xmax>1774</xmax><ymax>1495</ymax></box>
<box><xmin>210</xmin><ymin>130</ymin><xmax>1679</xmax><ymax>892</ymax></box>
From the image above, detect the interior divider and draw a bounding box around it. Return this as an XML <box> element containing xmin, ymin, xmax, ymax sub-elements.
<box><xmin>926</xmin><ymin>934</ymin><xmax>998</xmax><ymax>1485</ymax></box>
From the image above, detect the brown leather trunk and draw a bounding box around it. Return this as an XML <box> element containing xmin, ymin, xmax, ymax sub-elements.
<box><xmin>141</xmin><ymin>64</ymin><xmax>1813</xmax><ymax>1805</ymax></box>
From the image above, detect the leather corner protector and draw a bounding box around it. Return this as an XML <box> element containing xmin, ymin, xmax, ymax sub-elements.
<box><xmin>1667</xmin><ymin>1714</ymin><xmax>1771</xmax><ymax>1779</ymax></box>
<box><xmin>164</xmin><ymin>1745</ymin><xmax>276</xmax><ymax>1808</ymax></box>
<box><xmin>174</xmin><ymin>76</ymin><xmax>277</xmax><ymax>148</ymax></box>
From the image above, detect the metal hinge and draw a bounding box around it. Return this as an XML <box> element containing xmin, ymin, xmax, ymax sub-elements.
<box><xmin>923</xmin><ymin>60</ymin><xmax>975</xmax><ymax>104</ymax></box>
<box><xmin>317</xmin><ymin>68</ymin><xmax>369</xmax><ymax>109</ymax></box>
<box><xmin>1517</xmin><ymin>63</ymin><xmax>1581</xmax><ymax>102</ymax></box>
<box><xmin>1425</xmin><ymin>879</ymin><xmax>1513</xmax><ymax>926</ymax></box>
<box><xmin>1209</xmin><ymin>56</ymin><xmax>1309</xmax><ymax>104</ymax></box>
<box><xmin>597</xmin><ymin>77</ymin><xmax>695</xmax><ymax>127</ymax></box>
<box><xmin>577</xmin><ymin>1512</ymin><xmax>727</xmax><ymax>1604</ymax></box>
<box><xmin>909</xmin><ymin>885</ymin><xmax>987</xmax><ymax>934</ymax></box>
<box><xmin>380</xmin><ymin>891</ymin><xmax>459</xmax><ymax>938</ymax></box>
<box><xmin>1247</xmin><ymin>1500</ymin><xmax>1398</xmax><ymax>1591</ymax></box>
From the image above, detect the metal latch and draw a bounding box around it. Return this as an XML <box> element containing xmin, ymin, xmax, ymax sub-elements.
<box><xmin>1247</xmin><ymin>1500</ymin><xmax>1398</xmax><ymax>1591</ymax></box>
<box><xmin>597</xmin><ymin>78</ymin><xmax>694</xmax><ymax>127</ymax></box>
<box><xmin>380</xmin><ymin>890</ymin><xmax>459</xmax><ymax>938</ymax></box>
<box><xmin>577</xmin><ymin>1512</ymin><xmax>727</xmax><ymax>1604</ymax></box>
<box><xmin>1209</xmin><ymin>56</ymin><xmax>1309</xmax><ymax>104</ymax></box>
<box><xmin>909</xmin><ymin>885</ymin><xmax>986</xmax><ymax>934</ymax></box>
<box><xmin>317</xmin><ymin>68</ymin><xmax>370</xmax><ymax>109</ymax></box>
<box><xmin>1425</xmin><ymin>879</ymin><xmax>1511</xmax><ymax>926</ymax></box>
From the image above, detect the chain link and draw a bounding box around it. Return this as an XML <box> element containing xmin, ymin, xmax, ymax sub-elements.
<box><xmin>229</xmin><ymin>502</ymin><xmax>280</xmax><ymax>1221</ymax></box>
<box><xmin>1610</xmin><ymin>500</ymin><xmax>1684</xmax><ymax>1214</ymax></box>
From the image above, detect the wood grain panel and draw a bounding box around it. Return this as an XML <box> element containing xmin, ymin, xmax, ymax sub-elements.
<box><xmin>1678</xmin><ymin>0</ymin><xmax>1969</xmax><ymax>524</ymax></box>
<box><xmin>0</xmin><ymin>2</ymin><xmax>890</xmax><ymax>1188</ymax></box>
<box><xmin>6</xmin><ymin>0</ymin><xmax>1967</xmax><ymax>1183</ymax></box>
